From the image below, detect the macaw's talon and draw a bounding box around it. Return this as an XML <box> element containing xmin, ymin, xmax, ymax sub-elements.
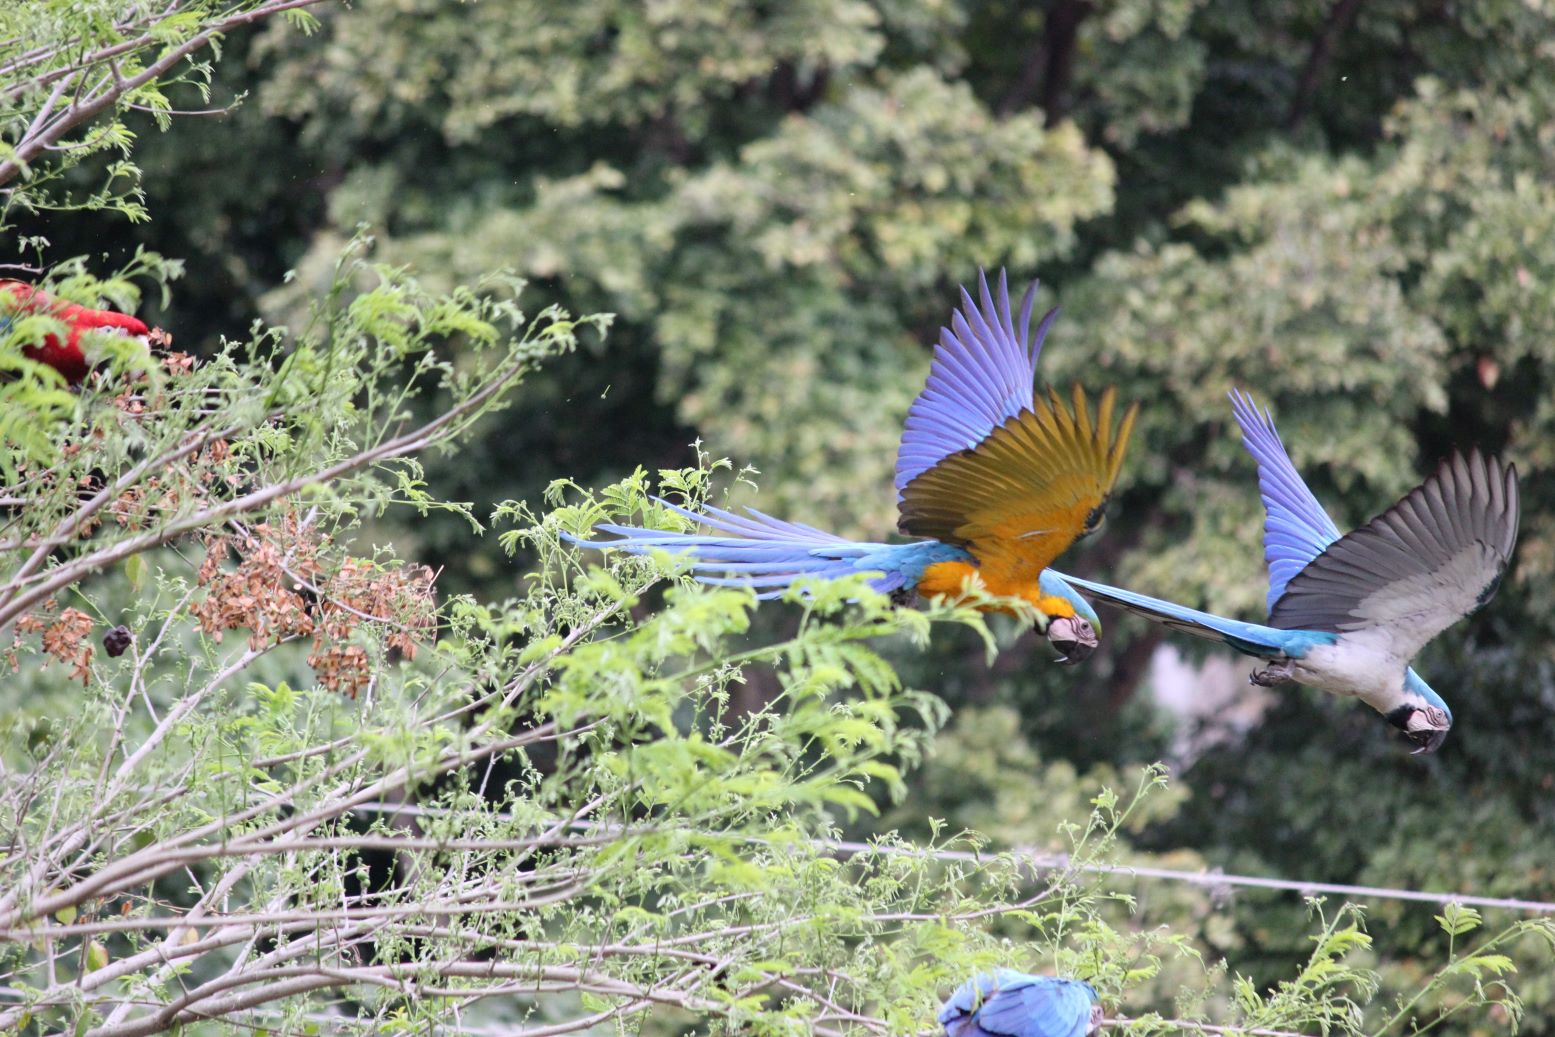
<box><xmin>1248</xmin><ymin>659</ymin><xmax>1296</xmax><ymax>686</ymax></box>
<box><xmin>1048</xmin><ymin>614</ymin><xmax>1097</xmax><ymax>665</ymax></box>
<box><xmin>888</xmin><ymin>585</ymin><xmax>916</xmax><ymax>608</ymax></box>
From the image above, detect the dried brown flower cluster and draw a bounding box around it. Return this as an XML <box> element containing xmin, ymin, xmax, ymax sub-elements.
<box><xmin>191</xmin><ymin>514</ymin><xmax>437</xmax><ymax>698</ymax></box>
<box><xmin>5</xmin><ymin>340</ymin><xmax>441</xmax><ymax>699</ymax></box>
<box><xmin>95</xmin><ymin>438</ymin><xmax>233</xmax><ymax>536</ymax></box>
<box><xmin>105</xmin><ymin>341</ymin><xmax>186</xmax><ymax>414</ymax></box>
<box><xmin>10</xmin><ymin>601</ymin><xmax>96</xmax><ymax>682</ymax></box>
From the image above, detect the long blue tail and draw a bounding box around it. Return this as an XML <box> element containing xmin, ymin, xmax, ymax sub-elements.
<box><xmin>568</xmin><ymin>499</ymin><xmax>966</xmax><ymax>600</ymax></box>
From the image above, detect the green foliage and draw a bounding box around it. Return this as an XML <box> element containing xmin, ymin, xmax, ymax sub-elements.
<box><xmin>9</xmin><ymin>0</ymin><xmax>1555</xmax><ymax>1033</ymax></box>
<box><xmin>0</xmin><ymin>1</ymin><xmax>322</xmax><ymax>221</ymax></box>
<box><xmin>259</xmin><ymin>0</ymin><xmax>896</xmax><ymax>141</ymax></box>
<box><xmin>256</xmin><ymin>27</ymin><xmax>1116</xmax><ymax>532</ymax></box>
<box><xmin>0</xmin><ymin>298</ymin><xmax>1407</xmax><ymax>1032</ymax></box>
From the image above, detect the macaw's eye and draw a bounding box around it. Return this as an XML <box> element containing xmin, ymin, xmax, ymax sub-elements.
<box><xmin>1081</xmin><ymin>504</ymin><xmax>1106</xmax><ymax>536</ymax></box>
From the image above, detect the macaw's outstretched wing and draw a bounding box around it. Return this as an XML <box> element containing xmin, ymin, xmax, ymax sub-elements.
<box><xmin>899</xmin><ymin>384</ymin><xmax>1136</xmax><ymax>586</ymax></box>
<box><xmin>1054</xmin><ymin>572</ymin><xmax>1337</xmax><ymax>661</ymax></box>
<box><xmin>895</xmin><ymin>269</ymin><xmax>1055</xmax><ymax>494</ymax></box>
<box><xmin>1268</xmin><ymin>450</ymin><xmax>1519</xmax><ymax>662</ymax></box>
<box><xmin>1228</xmin><ymin>390</ymin><xmax>1343</xmax><ymax>612</ymax></box>
<box><xmin>939</xmin><ymin>970</ymin><xmax>1099</xmax><ymax>1037</ymax></box>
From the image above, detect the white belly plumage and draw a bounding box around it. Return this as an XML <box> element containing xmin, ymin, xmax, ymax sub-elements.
<box><xmin>1290</xmin><ymin>633</ymin><xmax>1407</xmax><ymax>706</ymax></box>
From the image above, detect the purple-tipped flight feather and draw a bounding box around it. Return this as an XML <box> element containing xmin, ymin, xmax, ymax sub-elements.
<box><xmin>895</xmin><ymin>270</ymin><xmax>1055</xmax><ymax>496</ymax></box>
<box><xmin>1227</xmin><ymin>389</ymin><xmax>1344</xmax><ymax>611</ymax></box>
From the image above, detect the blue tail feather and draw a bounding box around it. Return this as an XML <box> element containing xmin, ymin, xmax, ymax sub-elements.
<box><xmin>1053</xmin><ymin>570</ymin><xmax>1337</xmax><ymax>660</ymax></box>
<box><xmin>566</xmin><ymin>501</ymin><xmax>971</xmax><ymax>600</ymax></box>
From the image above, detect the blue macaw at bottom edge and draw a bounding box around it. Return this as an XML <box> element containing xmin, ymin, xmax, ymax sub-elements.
<box><xmin>939</xmin><ymin>970</ymin><xmax>1102</xmax><ymax>1037</ymax></box>
<box><xmin>577</xmin><ymin>497</ymin><xmax>1104</xmax><ymax>664</ymax></box>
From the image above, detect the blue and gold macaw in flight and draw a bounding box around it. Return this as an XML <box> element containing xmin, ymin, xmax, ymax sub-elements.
<box><xmin>578</xmin><ymin>271</ymin><xmax>1138</xmax><ymax>662</ymax></box>
<box><xmin>1056</xmin><ymin>390</ymin><xmax>1520</xmax><ymax>753</ymax></box>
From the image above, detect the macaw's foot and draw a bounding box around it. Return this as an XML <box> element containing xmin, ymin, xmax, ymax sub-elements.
<box><xmin>888</xmin><ymin>585</ymin><xmax>917</xmax><ymax>608</ymax></box>
<box><xmin>1249</xmin><ymin>658</ymin><xmax>1296</xmax><ymax>686</ymax></box>
<box><xmin>1048</xmin><ymin>615</ymin><xmax>1098</xmax><ymax>665</ymax></box>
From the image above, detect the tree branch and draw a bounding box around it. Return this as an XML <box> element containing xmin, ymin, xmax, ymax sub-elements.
<box><xmin>0</xmin><ymin>0</ymin><xmax>335</xmax><ymax>188</ymax></box>
<box><xmin>999</xmin><ymin>1</ymin><xmax>1093</xmax><ymax>124</ymax></box>
<box><xmin>1285</xmin><ymin>0</ymin><xmax>1367</xmax><ymax>130</ymax></box>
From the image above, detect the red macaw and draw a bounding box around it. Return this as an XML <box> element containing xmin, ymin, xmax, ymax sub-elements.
<box><xmin>574</xmin><ymin>270</ymin><xmax>1137</xmax><ymax>662</ymax></box>
<box><xmin>1</xmin><ymin>281</ymin><xmax>151</xmax><ymax>384</ymax></box>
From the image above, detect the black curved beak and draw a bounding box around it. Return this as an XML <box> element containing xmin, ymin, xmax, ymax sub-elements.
<box><xmin>1408</xmin><ymin>727</ymin><xmax>1448</xmax><ymax>755</ymax></box>
<box><xmin>1047</xmin><ymin>615</ymin><xmax>1098</xmax><ymax>666</ymax></box>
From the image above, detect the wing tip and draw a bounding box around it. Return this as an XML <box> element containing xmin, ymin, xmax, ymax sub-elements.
<box><xmin>1227</xmin><ymin>386</ymin><xmax>1280</xmax><ymax>437</ymax></box>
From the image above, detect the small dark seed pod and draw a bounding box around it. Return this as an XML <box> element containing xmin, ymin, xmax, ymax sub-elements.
<box><xmin>102</xmin><ymin>624</ymin><xmax>133</xmax><ymax>658</ymax></box>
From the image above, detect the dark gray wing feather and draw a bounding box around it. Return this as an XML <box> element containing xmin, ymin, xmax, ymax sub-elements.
<box><xmin>1268</xmin><ymin>451</ymin><xmax>1519</xmax><ymax>660</ymax></box>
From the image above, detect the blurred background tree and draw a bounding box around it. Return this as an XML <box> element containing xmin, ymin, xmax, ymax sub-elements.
<box><xmin>10</xmin><ymin>0</ymin><xmax>1555</xmax><ymax>1029</ymax></box>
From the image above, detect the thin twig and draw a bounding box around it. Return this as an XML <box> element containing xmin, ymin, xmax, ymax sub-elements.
<box><xmin>0</xmin><ymin>0</ymin><xmax>335</xmax><ymax>186</ymax></box>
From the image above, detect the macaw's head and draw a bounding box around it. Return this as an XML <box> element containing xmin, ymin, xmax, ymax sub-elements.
<box><xmin>1387</xmin><ymin>672</ymin><xmax>1453</xmax><ymax>754</ymax></box>
<box><xmin>1047</xmin><ymin>614</ymin><xmax>1098</xmax><ymax>665</ymax></box>
<box><xmin>1386</xmin><ymin>703</ymin><xmax>1451</xmax><ymax>755</ymax></box>
<box><xmin>1037</xmin><ymin>571</ymin><xmax>1101</xmax><ymax>665</ymax></box>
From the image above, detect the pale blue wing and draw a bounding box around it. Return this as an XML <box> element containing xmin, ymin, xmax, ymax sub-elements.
<box><xmin>939</xmin><ymin>971</ymin><xmax>1097</xmax><ymax>1037</ymax></box>
<box><xmin>978</xmin><ymin>977</ymin><xmax>1095</xmax><ymax>1037</ymax></box>
<box><xmin>1228</xmin><ymin>390</ymin><xmax>1343</xmax><ymax>612</ymax></box>
<box><xmin>1053</xmin><ymin>571</ymin><xmax>1336</xmax><ymax>660</ymax></box>
<box><xmin>895</xmin><ymin>270</ymin><xmax>1056</xmax><ymax>496</ymax></box>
